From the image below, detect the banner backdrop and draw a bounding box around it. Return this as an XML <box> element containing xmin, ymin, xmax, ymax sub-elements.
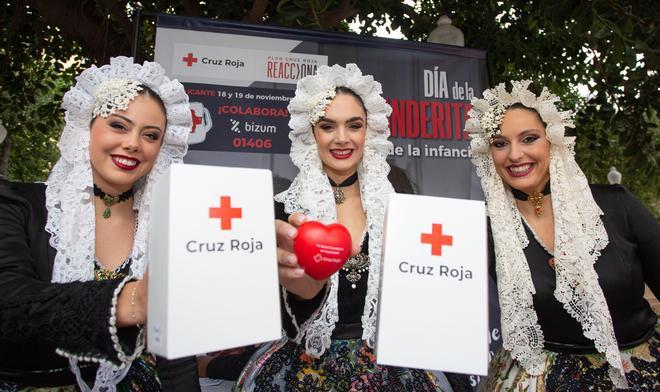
<box><xmin>155</xmin><ymin>15</ymin><xmax>499</xmax><ymax>388</ymax></box>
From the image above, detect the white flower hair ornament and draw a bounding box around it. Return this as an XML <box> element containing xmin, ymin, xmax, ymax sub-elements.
<box><xmin>92</xmin><ymin>79</ymin><xmax>144</xmax><ymax>118</ymax></box>
<box><xmin>466</xmin><ymin>80</ymin><xmax>627</xmax><ymax>388</ymax></box>
<box><xmin>465</xmin><ymin>80</ymin><xmax>575</xmax><ymax>154</ymax></box>
<box><xmin>44</xmin><ymin>56</ymin><xmax>191</xmax><ymax>391</ymax></box>
<box><xmin>276</xmin><ymin>63</ymin><xmax>394</xmax><ymax>357</ymax></box>
<box><xmin>307</xmin><ymin>87</ymin><xmax>337</xmax><ymax>125</ymax></box>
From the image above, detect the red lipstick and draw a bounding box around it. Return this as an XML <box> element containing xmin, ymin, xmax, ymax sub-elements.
<box><xmin>111</xmin><ymin>155</ymin><xmax>140</xmax><ymax>171</ymax></box>
<box><xmin>330</xmin><ymin>149</ymin><xmax>353</xmax><ymax>160</ymax></box>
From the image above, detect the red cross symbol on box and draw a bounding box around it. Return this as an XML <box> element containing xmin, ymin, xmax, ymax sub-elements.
<box><xmin>191</xmin><ymin>109</ymin><xmax>203</xmax><ymax>133</ymax></box>
<box><xmin>209</xmin><ymin>196</ymin><xmax>242</xmax><ymax>230</ymax></box>
<box><xmin>182</xmin><ymin>52</ymin><xmax>198</xmax><ymax>67</ymax></box>
<box><xmin>421</xmin><ymin>223</ymin><xmax>453</xmax><ymax>256</ymax></box>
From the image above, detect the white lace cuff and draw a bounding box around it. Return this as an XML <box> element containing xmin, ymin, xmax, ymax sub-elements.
<box><xmin>282</xmin><ymin>283</ymin><xmax>331</xmax><ymax>344</ymax></box>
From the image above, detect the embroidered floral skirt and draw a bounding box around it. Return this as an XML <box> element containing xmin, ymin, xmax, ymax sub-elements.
<box><xmin>482</xmin><ymin>327</ymin><xmax>659</xmax><ymax>392</ymax></box>
<box><xmin>235</xmin><ymin>338</ymin><xmax>445</xmax><ymax>391</ymax></box>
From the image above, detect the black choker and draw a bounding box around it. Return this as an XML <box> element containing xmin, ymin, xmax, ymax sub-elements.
<box><xmin>93</xmin><ymin>184</ymin><xmax>134</xmax><ymax>219</ymax></box>
<box><xmin>511</xmin><ymin>182</ymin><xmax>551</xmax><ymax>217</ymax></box>
<box><xmin>328</xmin><ymin>172</ymin><xmax>358</xmax><ymax>204</ymax></box>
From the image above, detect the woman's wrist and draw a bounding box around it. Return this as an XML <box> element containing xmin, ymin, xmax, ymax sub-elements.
<box><xmin>117</xmin><ymin>281</ymin><xmax>147</xmax><ymax>327</ymax></box>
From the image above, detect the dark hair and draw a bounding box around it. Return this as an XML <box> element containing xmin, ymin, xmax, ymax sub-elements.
<box><xmin>387</xmin><ymin>161</ymin><xmax>417</xmax><ymax>194</ymax></box>
<box><xmin>506</xmin><ymin>103</ymin><xmax>547</xmax><ymax>127</ymax></box>
<box><xmin>335</xmin><ymin>86</ymin><xmax>367</xmax><ymax>115</ymax></box>
<box><xmin>138</xmin><ymin>85</ymin><xmax>167</xmax><ymax>118</ymax></box>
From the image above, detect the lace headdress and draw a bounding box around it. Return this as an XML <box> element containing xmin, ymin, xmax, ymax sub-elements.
<box><xmin>275</xmin><ymin>63</ymin><xmax>394</xmax><ymax>356</ymax></box>
<box><xmin>45</xmin><ymin>56</ymin><xmax>191</xmax><ymax>391</ymax></box>
<box><xmin>466</xmin><ymin>80</ymin><xmax>627</xmax><ymax>388</ymax></box>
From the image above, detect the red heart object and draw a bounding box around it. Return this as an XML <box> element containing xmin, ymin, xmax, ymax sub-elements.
<box><xmin>294</xmin><ymin>221</ymin><xmax>352</xmax><ymax>280</ymax></box>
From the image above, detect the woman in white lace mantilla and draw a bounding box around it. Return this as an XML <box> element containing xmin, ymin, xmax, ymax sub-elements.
<box><xmin>234</xmin><ymin>64</ymin><xmax>452</xmax><ymax>391</ymax></box>
<box><xmin>466</xmin><ymin>80</ymin><xmax>659</xmax><ymax>391</ymax></box>
<box><xmin>0</xmin><ymin>57</ymin><xmax>200</xmax><ymax>391</ymax></box>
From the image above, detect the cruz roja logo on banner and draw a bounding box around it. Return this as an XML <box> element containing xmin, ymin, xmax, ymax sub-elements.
<box><xmin>188</xmin><ymin>102</ymin><xmax>213</xmax><ymax>144</ymax></box>
<box><xmin>182</xmin><ymin>52</ymin><xmax>198</xmax><ymax>67</ymax></box>
<box><xmin>181</xmin><ymin>51</ymin><xmax>245</xmax><ymax>68</ymax></box>
<box><xmin>398</xmin><ymin>222</ymin><xmax>472</xmax><ymax>281</ymax></box>
<box><xmin>185</xmin><ymin>195</ymin><xmax>263</xmax><ymax>254</ymax></box>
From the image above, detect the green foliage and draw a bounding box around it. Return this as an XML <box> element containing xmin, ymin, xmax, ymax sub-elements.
<box><xmin>0</xmin><ymin>58</ymin><xmax>77</xmax><ymax>181</ymax></box>
<box><xmin>368</xmin><ymin>0</ymin><xmax>659</xmax><ymax>216</ymax></box>
<box><xmin>0</xmin><ymin>2</ymin><xmax>86</xmax><ymax>182</ymax></box>
<box><xmin>1</xmin><ymin>0</ymin><xmax>657</xmax><ymax>215</ymax></box>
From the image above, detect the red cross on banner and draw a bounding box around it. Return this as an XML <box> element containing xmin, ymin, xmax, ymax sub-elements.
<box><xmin>209</xmin><ymin>196</ymin><xmax>242</xmax><ymax>230</ymax></box>
<box><xmin>191</xmin><ymin>109</ymin><xmax>202</xmax><ymax>133</ymax></box>
<box><xmin>421</xmin><ymin>223</ymin><xmax>453</xmax><ymax>256</ymax></box>
<box><xmin>182</xmin><ymin>53</ymin><xmax>198</xmax><ymax>67</ymax></box>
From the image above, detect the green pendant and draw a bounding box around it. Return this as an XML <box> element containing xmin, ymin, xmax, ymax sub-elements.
<box><xmin>101</xmin><ymin>195</ymin><xmax>117</xmax><ymax>219</ymax></box>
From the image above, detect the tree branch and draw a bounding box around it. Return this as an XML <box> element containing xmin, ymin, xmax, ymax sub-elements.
<box><xmin>589</xmin><ymin>44</ymin><xmax>622</xmax><ymax>113</ymax></box>
<box><xmin>0</xmin><ymin>137</ymin><xmax>12</xmax><ymax>179</ymax></box>
<box><xmin>181</xmin><ymin>0</ymin><xmax>204</xmax><ymax>17</ymax></box>
<box><xmin>319</xmin><ymin>0</ymin><xmax>356</xmax><ymax>29</ymax></box>
<box><xmin>7</xmin><ymin>0</ymin><xmax>25</xmax><ymax>45</ymax></box>
<box><xmin>24</xmin><ymin>0</ymin><xmax>128</xmax><ymax>63</ymax></box>
<box><xmin>104</xmin><ymin>0</ymin><xmax>133</xmax><ymax>44</ymax></box>
<box><xmin>243</xmin><ymin>0</ymin><xmax>268</xmax><ymax>23</ymax></box>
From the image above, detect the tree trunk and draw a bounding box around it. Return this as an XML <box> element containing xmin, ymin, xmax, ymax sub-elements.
<box><xmin>0</xmin><ymin>136</ymin><xmax>11</xmax><ymax>179</ymax></box>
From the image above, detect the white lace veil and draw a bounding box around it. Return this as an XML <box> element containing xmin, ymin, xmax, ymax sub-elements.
<box><xmin>466</xmin><ymin>80</ymin><xmax>626</xmax><ymax>388</ymax></box>
<box><xmin>275</xmin><ymin>63</ymin><xmax>394</xmax><ymax>357</ymax></box>
<box><xmin>44</xmin><ymin>56</ymin><xmax>191</xmax><ymax>391</ymax></box>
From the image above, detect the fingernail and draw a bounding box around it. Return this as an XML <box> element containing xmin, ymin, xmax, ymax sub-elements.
<box><xmin>294</xmin><ymin>268</ymin><xmax>305</xmax><ymax>277</ymax></box>
<box><xmin>286</xmin><ymin>254</ymin><xmax>297</xmax><ymax>265</ymax></box>
<box><xmin>287</xmin><ymin>228</ymin><xmax>297</xmax><ymax>238</ymax></box>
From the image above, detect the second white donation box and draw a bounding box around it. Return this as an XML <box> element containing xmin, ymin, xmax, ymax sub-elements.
<box><xmin>147</xmin><ymin>163</ymin><xmax>281</xmax><ymax>359</ymax></box>
<box><xmin>376</xmin><ymin>193</ymin><xmax>489</xmax><ymax>376</ymax></box>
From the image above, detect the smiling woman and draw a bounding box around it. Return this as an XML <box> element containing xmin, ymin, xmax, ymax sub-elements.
<box><xmin>466</xmin><ymin>81</ymin><xmax>659</xmax><ymax>391</ymax></box>
<box><xmin>0</xmin><ymin>57</ymin><xmax>199</xmax><ymax>391</ymax></box>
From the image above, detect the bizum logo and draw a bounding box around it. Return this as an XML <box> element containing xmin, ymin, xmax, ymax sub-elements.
<box><xmin>229</xmin><ymin>119</ymin><xmax>277</xmax><ymax>134</ymax></box>
<box><xmin>230</xmin><ymin>119</ymin><xmax>241</xmax><ymax>133</ymax></box>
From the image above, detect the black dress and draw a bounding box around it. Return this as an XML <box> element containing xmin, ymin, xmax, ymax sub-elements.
<box><xmin>0</xmin><ymin>181</ymin><xmax>199</xmax><ymax>390</ymax></box>
<box><xmin>486</xmin><ymin>184</ymin><xmax>659</xmax><ymax>390</ymax></box>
